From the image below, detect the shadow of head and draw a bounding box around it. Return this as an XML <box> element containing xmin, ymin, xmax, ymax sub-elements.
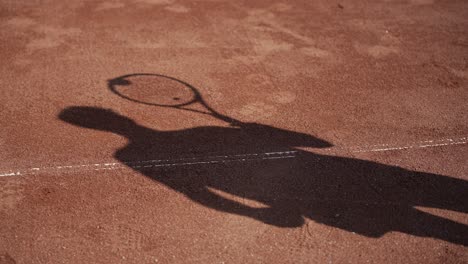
<box><xmin>59</xmin><ymin>106</ymin><xmax>136</xmax><ymax>134</ymax></box>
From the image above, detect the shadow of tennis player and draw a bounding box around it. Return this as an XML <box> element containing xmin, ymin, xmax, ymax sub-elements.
<box><xmin>59</xmin><ymin>74</ymin><xmax>468</xmax><ymax>246</ymax></box>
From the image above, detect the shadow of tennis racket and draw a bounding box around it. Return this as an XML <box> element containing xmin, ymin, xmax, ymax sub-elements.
<box><xmin>108</xmin><ymin>73</ymin><xmax>242</xmax><ymax>126</ymax></box>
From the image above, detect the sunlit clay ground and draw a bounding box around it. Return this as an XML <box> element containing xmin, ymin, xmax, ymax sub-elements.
<box><xmin>0</xmin><ymin>0</ymin><xmax>467</xmax><ymax>263</ymax></box>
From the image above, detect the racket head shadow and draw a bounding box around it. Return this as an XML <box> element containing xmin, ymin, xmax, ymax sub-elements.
<box><xmin>108</xmin><ymin>73</ymin><xmax>200</xmax><ymax>107</ymax></box>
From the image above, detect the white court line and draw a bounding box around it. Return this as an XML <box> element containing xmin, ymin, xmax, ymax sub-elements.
<box><xmin>0</xmin><ymin>152</ymin><xmax>297</xmax><ymax>177</ymax></box>
<box><xmin>95</xmin><ymin>155</ymin><xmax>297</xmax><ymax>171</ymax></box>
<box><xmin>0</xmin><ymin>136</ymin><xmax>466</xmax><ymax>178</ymax></box>
<box><xmin>353</xmin><ymin>141</ymin><xmax>467</xmax><ymax>153</ymax></box>
<box><xmin>342</xmin><ymin>137</ymin><xmax>467</xmax><ymax>153</ymax></box>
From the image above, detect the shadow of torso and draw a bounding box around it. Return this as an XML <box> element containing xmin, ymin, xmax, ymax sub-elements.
<box><xmin>113</xmin><ymin>122</ymin><xmax>468</xmax><ymax>245</ymax></box>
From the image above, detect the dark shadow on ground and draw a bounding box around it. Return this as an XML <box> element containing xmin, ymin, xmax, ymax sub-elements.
<box><xmin>59</xmin><ymin>74</ymin><xmax>468</xmax><ymax>246</ymax></box>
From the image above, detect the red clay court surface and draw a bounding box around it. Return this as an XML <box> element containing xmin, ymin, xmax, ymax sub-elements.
<box><xmin>1</xmin><ymin>0</ymin><xmax>467</xmax><ymax>263</ymax></box>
